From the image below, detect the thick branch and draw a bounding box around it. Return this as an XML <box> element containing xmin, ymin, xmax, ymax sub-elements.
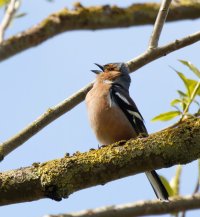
<box><xmin>45</xmin><ymin>194</ymin><xmax>200</xmax><ymax>217</ymax></box>
<box><xmin>0</xmin><ymin>2</ymin><xmax>200</xmax><ymax>61</ymax></box>
<box><xmin>1</xmin><ymin>29</ymin><xmax>200</xmax><ymax>161</ymax></box>
<box><xmin>0</xmin><ymin>118</ymin><xmax>200</xmax><ymax>206</ymax></box>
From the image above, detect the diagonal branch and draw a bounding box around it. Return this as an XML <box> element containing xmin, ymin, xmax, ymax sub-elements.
<box><xmin>0</xmin><ymin>82</ymin><xmax>93</xmax><ymax>161</ymax></box>
<box><xmin>1</xmin><ymin>0</ymin><xmax>200</xmax><ymax>161</ymax></box>
<box><xmin>148</xmin><ymin>0</ymin><xmax>172</xmax><ymax>49</ymax></box>
<box><xmin>127</xmin><ymin>30</ymin><xmax>200</xmax><ymax>72</ymax></box>
<box><xmin>0</xmin><ymin>2</ymin><xmax>200</xmax><ymax>62</ymax></box>
<box><xmin>1</xmin><ymin>28</ymin><xmax>200</xmax><ymax>161</ymax></box>
<box><xmin>0</xmin><ymin>118</ymin><xmax>200</xmax><ymax>206</ymax></box>
<box><xmin>44</xmin><ymin>194</ymin><xmax>200</xmax><ymax>217</ymax></box>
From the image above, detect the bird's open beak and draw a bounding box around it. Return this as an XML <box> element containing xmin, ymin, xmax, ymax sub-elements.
<box><xmin>94</xmin><ymin>63</ymin><xmax>104</xmax><ymax>71</ymax></box>
<box><xmin>91</xmin><ymin>63</ymin><xmax>104</xmax><ymax>74</ymax></box>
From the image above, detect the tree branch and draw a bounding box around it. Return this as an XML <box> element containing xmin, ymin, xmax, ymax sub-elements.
<box><xmin>0</xmin><ymin>82</ymin><xmax>93</xmax><ymax>161</ymax></box>
<box><xmin>1</xmin><ymin>28</ymin><xmax>200</xmax><ymax>161</ymax></box>
<box><xmin>127</xmin><ymin>30</ymin><xmax>200</xmax><ymax>72</ymax></box>
<box><xmin>148</xmin><ymin>0</ymin><xmax>172</xmax><ymax>49</ymax></box>
<box><xmin>1</xmin><ymin>0</ymin><xmax>200</xmax><ymax>161</ymax></box>
<box><xmin>0</xmin><ymin>118</ymin><xmax>200</xmax><ymax>206</ymax></box>
<box><xmin>0</xmin><ymin>0</ymin><xmax>19</xmax><ymax>43</ymax></box>
<box><xmin>44</xmin><ymin>194</ymin><xmax>200</xmax><ymax>217</ymax></box>
<box><xmin>0</xmin><ymin>1</ymin><xmax>200</xmax><ymax>62</ymax></box>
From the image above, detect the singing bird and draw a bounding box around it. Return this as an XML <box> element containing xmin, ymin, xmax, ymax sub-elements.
<box><xmin>85</xmin><ymin>62</ymin><xmax>169</xmax><ymax>200</ymax></box>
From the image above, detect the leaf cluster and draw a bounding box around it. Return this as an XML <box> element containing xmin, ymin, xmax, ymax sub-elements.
<box><xmin>152</xmin><ymin>60</ymin><xmax>200</xmax><ymax>217</ymax></box>
<box><xmin>152</xmin><ymin>60</ymin><xmax>200</xmax><ymax>122</ymax></box>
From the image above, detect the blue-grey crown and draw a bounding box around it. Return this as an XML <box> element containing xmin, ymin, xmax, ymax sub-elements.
<box><xmin>112</xmin><ymin>62</ymin><xmax>131</xmax><ymax>90</ymax></box>
<box><xmin>91</xmin><ymin>62</ymin><xmax>131</xmax><ymax>89</ymax></box>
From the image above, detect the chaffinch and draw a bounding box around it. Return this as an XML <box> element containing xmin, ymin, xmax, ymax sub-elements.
<box><xmin>85</xmin><ymin>62</ymin><xmax>169</xmax><ymax>201</ymax></box>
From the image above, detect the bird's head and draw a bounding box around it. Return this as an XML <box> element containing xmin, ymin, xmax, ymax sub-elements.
<box><xmin>91</xmin><ymin>62</ymin><xmax>131</xmax><ymax>89</ymax></box>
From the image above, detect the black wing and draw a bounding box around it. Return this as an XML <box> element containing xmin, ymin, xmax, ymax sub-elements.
<box><xmin>110</xmin><ymin>84</ymin><xmax>148</xmax><ymax>135</ymax></box>
<box><xmin>110</xmin><ymin>85</ymin><xmax>169</xmax><ymax>200</ymax></box>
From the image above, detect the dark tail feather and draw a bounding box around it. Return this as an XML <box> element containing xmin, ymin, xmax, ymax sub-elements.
<box><xmin>145</xmin><ymin>170</ymin><xmax>169</xmax><ymax>201</ymax></box>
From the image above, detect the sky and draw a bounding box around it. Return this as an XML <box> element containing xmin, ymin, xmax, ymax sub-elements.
<box><xmin>0</xmin><ymin>0</ymin><xmax>200</xmax><ymax>216</ymax></box>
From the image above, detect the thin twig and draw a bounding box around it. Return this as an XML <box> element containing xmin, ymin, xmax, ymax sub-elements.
<box><xmin>181</xmin><ymin>159</ymin><xmax>200</xmax><ymax>217</ymax></box>
<box><xmin>127</xmin><ymin>31</ymin><xmax>200</xmax><ymax>72</ymax></box>
<box><xmin>0</xmin><ymin>82</ymin><xmax>93</xmax><ymax>160</ymax></box>
<box><xmin>43</xmin><ymin>194</ymin><xmax>200</xmax><ymax>217</ymax></box>
<box><xmin>0</xmin><ymin>0</ymin><xmax>19</xmax><ymax>43</ymax></box>
<box><xmin>149</xmin><ymin>0</ymin><xmax>172</xmax><ymax>49</ymax></box>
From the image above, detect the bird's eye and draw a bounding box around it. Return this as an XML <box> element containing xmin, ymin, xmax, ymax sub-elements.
<box><xmin>108</xmin><ymin>67</ymin><xmax>114</xmax><ymax>71</ymax></box>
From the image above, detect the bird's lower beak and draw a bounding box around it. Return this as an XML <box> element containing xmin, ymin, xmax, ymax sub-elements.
<box><xmin>91</xmin><ymin>70</ymin><xmax>102</xmax><ymax>74</ymax></box>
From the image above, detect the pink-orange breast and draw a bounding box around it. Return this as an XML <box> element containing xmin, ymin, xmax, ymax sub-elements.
<box><xmin>86</xmin><ymin>83</ymin><xmax>136</xmax><ymax>146</ymax></box>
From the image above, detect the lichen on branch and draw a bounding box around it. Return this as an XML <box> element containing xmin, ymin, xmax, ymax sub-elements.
<box><xmin>0</xmin><ymin>2</ymin><xmax>200</xmax><ymax>62</ymax></box>
<box><xmin>0</xmin><ymin>118</ymin><xmax>200</xmax><ymax>206</ymax></box>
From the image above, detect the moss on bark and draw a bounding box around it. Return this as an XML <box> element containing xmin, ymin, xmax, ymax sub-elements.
<box><xmin>1</xmin><ymin>2</ymin><xmax>200</xmax><ymax>62</ymax></box>
<box><xmin>0</xmin><ymin>118</ymin><xmax>200</xmax><ymax>205</ymax></box>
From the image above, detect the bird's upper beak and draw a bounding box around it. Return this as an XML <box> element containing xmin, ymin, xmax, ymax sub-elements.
<box><xmin>91</xmin><ymin>63</ymin><xmax>104</xmax><ymax>74</ymax></box>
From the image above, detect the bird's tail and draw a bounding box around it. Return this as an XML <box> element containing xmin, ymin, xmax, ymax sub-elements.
<box><xmin>145</xmin><ymin>170</ymin><xmax>169</xmax><ymax>201</ymax></box>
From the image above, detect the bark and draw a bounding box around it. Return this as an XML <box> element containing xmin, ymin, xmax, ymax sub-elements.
<box><xmin>1</xmin><ymin>29</ymin><xmax>200</xmax><ymax>161</ymax></box>
<box><xmin>0</xmin><ymin>2</ymin><xmax>200</xmax><ymax>62</ymax></box>
<box><xmin>0</xmin><ymin>117</ymin><xmax>200</xmax><ymax>206</ymax></box>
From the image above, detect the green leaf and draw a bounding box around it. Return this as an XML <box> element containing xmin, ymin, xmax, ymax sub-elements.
<box><xmin>181</xmin><ymin>101</ymin><xmax>187</xmax><ymax>111</ymax></box>
<box><xmin>194</xmin><ymin>99</ymin><xmax>200</xmax><ymax>107</ymax></box>
<box><xmin>187</xmin><ymin>79</ymin><xmax>200</xmax><ymax>97</ymax></box>
<box><xmin>177</xmin><ymin>90</ymin><xmax>187</xmax><ymax>98</ymax></box>
<box><xmin>177</xmin><ymin>72</ymin><xmax>192</xmax><ymax>96</ymax></box>
<box><xmin>176</xmin><ymin>72</ymin><xmax>200</xmax><ymax>97</ymax></box>
<box><xmin>14</xmin><ymin>12</ymin><xmax>27</xmax><ymax>19</ymax></box>
<box><xmin>152</xmin><ymin>111</ymin><xmax>181</xmax><ymax>122</ymax></box>
<box><xmin>179</xmin><ymin>60</ymin><xmax>200</xmax><ymax>78</ymax></box>
<box><xmin>160</xmin><ymin>175</ymin><xmax>175</xmax><ymax>197</ymax></box>
<box><xmin>0</xmin><ymin>0</ymin><xmax>9</xmax><ymax>7</ymax></box>
<box><xmin>170</xmin><ymin>99</ymin><xmax>182</xmax><ymax>106</ymax></box>
<box><xmin>170</xmin><ymin>98</ymin><xmax>186</xmax><ymax>112</ymax></box>
<box><xmin>176</xmin><ymin>92</ymin><xmax>188</xmax><ymax>110</ymax></box>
